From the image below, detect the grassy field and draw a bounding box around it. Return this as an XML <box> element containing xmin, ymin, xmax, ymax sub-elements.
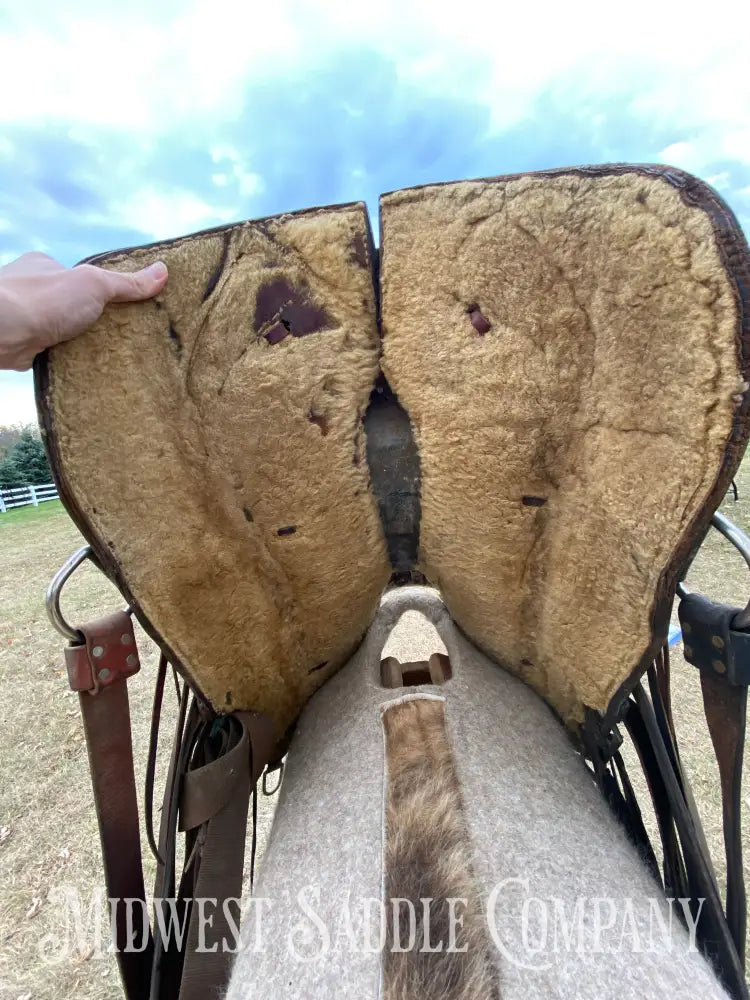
<box><xmin>0</xmin><ymin>501</ymin><xmax>275</xmax><ymax>999</ymax></box>
<box><xmin>1</xmin><ymin>475</ymin><xmax>750</xmax><ymax>998</ymax></box>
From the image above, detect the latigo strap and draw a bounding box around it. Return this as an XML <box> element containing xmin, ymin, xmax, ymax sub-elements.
<box><xmin>59</xmin><ymin>607</ymin><xmax>277</xmax><ymax>1000</ymax></box>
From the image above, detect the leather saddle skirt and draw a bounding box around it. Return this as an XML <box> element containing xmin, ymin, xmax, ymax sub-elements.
<box><xmin>35</xmin><ymin>164</ymin><xmax>750</xmax><ymax>741</ymax></box>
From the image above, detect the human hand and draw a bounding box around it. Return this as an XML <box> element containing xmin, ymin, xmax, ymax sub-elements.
<box><xmin>0</xmin><ymin>252</ymin><xmax>168</xmax><ymax>370</ymax></box>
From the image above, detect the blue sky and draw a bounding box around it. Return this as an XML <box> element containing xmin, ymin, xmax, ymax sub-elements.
<box><xmin>1</xmin><ymin>0</ymin><xmax>749</xmax><ymax>424</ymax></box>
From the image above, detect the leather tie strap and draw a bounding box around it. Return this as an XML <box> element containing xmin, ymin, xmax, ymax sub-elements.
<box><xmin>177</xmin><ymin>711</ymin><xmax>277</xmax><ymax>1000</ymax></box>
<box><xmin>680</xmin><ymin>592</ymin><xmax>750</xmax><ymax>967</ymax></box>
<box><xmin>63</xmin><ymin>611</ymin><xmax>281</xmax><ymax>1000</ymax></box>
<box><xmin>64</xmin><ymin>611</ymin><xmax>152</xmax><ymax>1000</ymax></box>
<box><xmin>700</xmin><ymin>669</ymin><xmax>748</xmax><ymax>966</ymax></box>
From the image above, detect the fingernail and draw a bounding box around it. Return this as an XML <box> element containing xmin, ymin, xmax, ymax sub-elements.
<box><xmin>148</xmin><ymin>261</ymin><xmax>168</xmax><ymax>278</ymax></box>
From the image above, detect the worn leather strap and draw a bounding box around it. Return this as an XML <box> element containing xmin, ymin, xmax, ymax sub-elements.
<box><xmin>177</xmin><ymin>711</ymin><xmax>276</xmax><ymax>1000</ymax></box>
<box><xmin>679</xmin><ymin>591</ymin><xmax>750</xmax><ymax>968</ymax></box>
<box><xmin>631</xmin><ymin>684</ymin><xmax>748</xmax><ymax>1000</ymax></box>
<box><xmin>66</xmin><ymin>612</ymin><xmax>279</xmax><ymax>1000</ymax></box>
<box><xmin>623</xmin><ymin>696</ymin><xmax>689</xmax><ymax>899</ymax></box>
<box><xmin>700</xmin><ymin>669</ymin><xmax>748</xmax><ymax>965</ymax></box>
<box><xmin>647</xmin><ymin>660</ymin><xmax>717</xmax><ymax>884</ymax></box>
<box><xmin>66</xmin><ymin>612</ymin><xmax>152</xmax><ymax>1000</ymax></box>
<box><xmin>151</xmin><ymin>693</ymin><xmax>200</xmax><ymax>1000</ymax></box>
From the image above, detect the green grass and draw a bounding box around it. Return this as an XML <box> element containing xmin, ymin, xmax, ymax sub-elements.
<box><xmin>0</xmin><ymin>498</ymin><xmax>64</xmax><ymax>528</ymax></box>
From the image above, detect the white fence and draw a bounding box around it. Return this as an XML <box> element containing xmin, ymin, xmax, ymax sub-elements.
<box><xmin>0</xmin><ymin>482</ymin><xmax>59</xmax><ymax>513</ymax></box>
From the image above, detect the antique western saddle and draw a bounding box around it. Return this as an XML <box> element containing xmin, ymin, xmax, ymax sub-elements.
<box><xmin>35</xmin><ymin>164</ymin><xmax>750</xmax><ymax>998</ymax></box>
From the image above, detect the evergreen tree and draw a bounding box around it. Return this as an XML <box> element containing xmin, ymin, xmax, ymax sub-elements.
<box><xmin>12</xmin><ymin>430</ymin><xmax>52</xmax><ymax>485</ymax></box>
<box><xmin>0</xmin><ymin>455</ymin><xmax>21</xmax><ymax>489</ymax></box>
<box><xmin>0</xmin><ymin>430</ymin><xmax>52</xmax><ymax>487</ymax></box>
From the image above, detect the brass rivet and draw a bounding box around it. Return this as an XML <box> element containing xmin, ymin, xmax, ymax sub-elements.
<box><xmin>126</xmin><ymin>653</ymin><xmax>138</xmax><ymax>668</ymax></box>
<box><xmin>682</xmin><ymin>622</ymin><xmax>692</xmax><ymax>634</ymax></box>
<box><xmin>98</xmin><ymin>668</ymin><xmax>111</xmax><ymax>682</ymax></box>
<box><xmin>120</xmin><ymin>633</ymin><xmax>133</xmax><ymax>645</ymax></box>
<box><xmin>684</xmin><ymin>645</ymin><xmax>693</xmax><ymax>659</ymax></box>
<box><xmin>92</xmin><ymin>645</ymin><xmax>105</xmax><ymax>658</ymax></box>
<box><xmin>711</xmin><ymin>635</ymin><xmax>725</xmax><ymax>650</ymax></box>
<box><xmin>713</xmin><ymin>659</ymin><xmax>727</xmax><ymax>674</ymax></box>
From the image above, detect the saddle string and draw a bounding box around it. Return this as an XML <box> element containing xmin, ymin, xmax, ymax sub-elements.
<box><xmin>610</xmin><ymin>748</ymin><xmax>661</xmax><ymax>883</ymax></box>
<box><xmin>630</xmin><ymin>682</ymin><xmax>747</xmax><ymax>998</ymax></box>
<box><xmin>149</xmin><ymin>684</ymin><xmax>195</xmax><ymax>1000</ymax></box>
<box><xmin>622</xmin><ymin>691</ymin><xmax>689</xmax><ymax>900</ymax></box>
<box><xmin>171</xmin><ymin>662</ymin><xmax>182</xmax><ymax>702</ymax></box>
<box><xmin>249</xmin><ymin>737</ymin><xmax>258</xmax><ymax>894</ymax></box>
<box><xmin>145</xmin><ymin>652</ymin><xmax>169</xmax><ymax>866</ymax></box>
<box><xmin>647</xmin><ymin>655</ymin><xmax>718</xmax><ymax>886</ymax></box>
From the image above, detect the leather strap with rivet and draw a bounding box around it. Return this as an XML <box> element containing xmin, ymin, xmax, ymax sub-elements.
<box><xmin>65</xmin><ymin>610</ymin><xmax>153</xmax><ymax>999</ymax></box>
<box><xmin>679</xmin><ymin>592</ymin><xmax>750</xmax><ymax>966</ymax></box>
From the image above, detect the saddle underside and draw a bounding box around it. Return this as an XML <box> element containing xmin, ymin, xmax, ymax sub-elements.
<box><xmin>35</xmin><ymin>164</ymin><xmax>750</xmax><ymax>738</ymax></box>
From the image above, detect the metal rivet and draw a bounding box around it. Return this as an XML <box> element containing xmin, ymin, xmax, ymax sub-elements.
<box><xmin>92</xmin><ymin>645</ymin><xmax>105</xmax><ymax>658</ymax></box>
<box><xmin>120</xmin><ymin>633</ymin><xmax>133</xmax><ymax>645</ymax></box>
<box><xmin>682</xmin><ymin>622</ymin><xmax>692</xmax><ymax>634</ymax></box>
<box><xmin>98</xmin><ymin>668</ymin><xmax>111</xmax><ymax>682</ymax></box>
<box><xmin>126</xmin><ymin>653</ymin><xmax>138</xmax><ymax>668</ymax></box>
<box><xmin>713</xmin><ymin>659</ymin><xmax>727</xmax><ymax>674</ymax></box>
<box><xmin>683</xmin><ymin>645</ymin><xmax>693</xmax><ymax>659</ymax></box>
<box><xmin>711</xmin><ymin>635</ymin><xmax>725</xmax><ymax>650</ymax></box>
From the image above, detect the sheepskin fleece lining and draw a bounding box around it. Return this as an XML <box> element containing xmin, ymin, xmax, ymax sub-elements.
<box><xmin>39</xmin><ymin>204</ymin><xmax>390</xmax><ymax>733</ymax></box>
<box><xmin>38</xmin><ymin>166</ymin><xmax>750</xmax><ymax>733</ymax></box>
<box><xmin>380</xmin><ymin>170</ymin><xmax>747</xmax><ymax>725</ymax></box>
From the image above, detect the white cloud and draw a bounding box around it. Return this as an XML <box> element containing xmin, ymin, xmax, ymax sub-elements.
<box><xmin>210</xmin><ymin>147</ymin><xmax>263</xmax><ymax>199</ymax></box>
<box><xmin>105</xmin><ymin>189</ymin><xmax>239</xmax><ymax>241</ymax></box>
<box><xmin>1</xmin><ymin>0</ymin><xmax>749</xmax><ymax>429</ymax></box>
<box><xmin>706</xmin><ymin>172</ymin><xmax>731</xmax><ymax>192</ymax></box>
<box><xmin>658</xmin><ymin>141</ymin><xmax>699</xmax><ymax>170</ymax></box>
<box><xmin>658</xmin><ymin>128</ymin><xmax>750</xmax><ymax>176</ymax></box>
<box><xmin>2</xmin><ymin>0</ymin><xmax>749</xmax><ymax>148</ymax></box>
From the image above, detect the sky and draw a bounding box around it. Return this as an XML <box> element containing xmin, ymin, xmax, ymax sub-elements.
<box><xmin>1</xmin><ymin>0</ymin><xmax>749</xmax><ymax>424</ymax></box>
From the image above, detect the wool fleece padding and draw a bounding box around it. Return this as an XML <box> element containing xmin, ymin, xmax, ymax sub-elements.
<box><xmin>380</xmin><ymin>166</ymin><xmax>750</xmax><ymax>726</ymax></box>
<box><xmin>36</xmin><ymin>204</ymin><xmax>391</xmax><ymax>734</ymax></box>
<box><xmin>38</xmin><ymin>165</ymin><xmax>750</xmax><ymax>734</ymax></box>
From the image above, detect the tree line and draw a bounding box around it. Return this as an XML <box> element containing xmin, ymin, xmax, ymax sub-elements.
<box><xmin>0</xmin><ymin>424</ymin><xmax>52</xmax><ymax>489</ymax></box>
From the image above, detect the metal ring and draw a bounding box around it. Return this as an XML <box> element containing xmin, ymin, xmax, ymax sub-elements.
<box><xmin>678</xmin><ymin>512</ymin><xmax>750</xmax><ymax>628</ymax></box>
<box><xmin>711</xmin><ymin>511</ymin><xmax>750</xmax><ymax>629</ymax></box>
<box><xmin>45</xmin><ymin>545</ymin><xmax>92</xmax><ymax>643</ymax></box>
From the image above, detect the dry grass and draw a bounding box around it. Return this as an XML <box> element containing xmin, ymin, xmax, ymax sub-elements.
<box><xmin>1</xmin><ymin>466</ymin><xmax>750</xmax><ymax>998</ymax></box>
<box><xmin>0</xmin><ymin>502</ymin><xmax>276</xmax><ymax>999</ymax></box>
<box><xmin>622</xmin><ymin>455</ymin><xmax>750</xmax><ymax>965</ymax></box>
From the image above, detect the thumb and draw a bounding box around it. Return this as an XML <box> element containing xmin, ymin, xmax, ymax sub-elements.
<box><xmin>101</xmin><ymin>260</ymin><xmax>169</xmax><ymax>303</ymax></box>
